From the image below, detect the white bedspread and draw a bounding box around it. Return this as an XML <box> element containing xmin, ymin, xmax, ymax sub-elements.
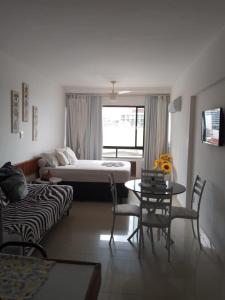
<box><xmin>39</xmin><ymin>160</ymin><xmax>131</xmax><ymax>183</ymax></box>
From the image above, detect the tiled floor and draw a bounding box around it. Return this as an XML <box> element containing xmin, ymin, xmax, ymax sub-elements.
<box><xmin>43</xmin><ymin>193</ymin><xmax>225</xmax><ymax>300</ymax></box>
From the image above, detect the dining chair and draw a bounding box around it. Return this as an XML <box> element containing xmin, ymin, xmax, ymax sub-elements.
<box><xmin>139</xmin><ymin>186</ymin><xmax>173</xmax><ymax>262</ymax></box>
<box><xmin>171</xmin><ymin>175</ymin><xmax>206</xmax><ymax>249</ymax></box>
<box><xmin>108</xmin><ymin>173</ymin><xmax>140</xmax><ymax>245</ymax></box>
<box><xmin>141</xmin><ymin>169</ymin><xmax>164</xmax><ymax>184</ymax></box>
<box><xmin>141</xmin><ymin>169</ymin><xmax>165</xmax><ymax>213</ymax></box>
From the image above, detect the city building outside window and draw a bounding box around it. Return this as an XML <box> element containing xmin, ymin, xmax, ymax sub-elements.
<box><xmin>102</xmin><ymin>106</ymin><xmax>145</xmax><ymax>158</ymax></box>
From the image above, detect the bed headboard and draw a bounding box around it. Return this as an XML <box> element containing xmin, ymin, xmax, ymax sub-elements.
<box><xmin>15</xmin><ymin>157</ymin><xmax>40</xmax><ymax>178</ymax></box>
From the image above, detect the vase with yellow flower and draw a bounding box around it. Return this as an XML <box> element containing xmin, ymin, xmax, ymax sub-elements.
<box><xmin>153</xmin><ymin>153</ymin><xmax>173</xmax><ymax>181</ymax></box>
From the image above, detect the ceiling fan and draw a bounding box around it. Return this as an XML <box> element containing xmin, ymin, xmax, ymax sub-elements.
<box><xmin>109</xmin><ymin>80</ymin><xmax>131</xmax><ymax>99</ymax></box>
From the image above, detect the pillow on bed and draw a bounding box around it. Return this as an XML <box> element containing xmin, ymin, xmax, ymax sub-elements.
<box><xmin>0</xmin><ymin>162</ymin><xmax>28</xmax><ymax>203</ymax></box>
<box><xmin>42</xmin><ymin>152</ymin><xmax>59</xmax><ymax>167</ymax></box>
<box><xmin>55</xmin><ymin>149</ymin><xmax>69</xmax><ymax>166</ymax></box>
<box><xmin>64</xmin><ymin>147</ymin><xmax>77</xmax><ymax>165</ymax></box>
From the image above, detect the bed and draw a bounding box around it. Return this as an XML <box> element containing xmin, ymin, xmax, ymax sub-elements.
<box><xmin>39</xmin><ymin>160</ymin><xmax>131</xmax><ymax>201</ymax></box>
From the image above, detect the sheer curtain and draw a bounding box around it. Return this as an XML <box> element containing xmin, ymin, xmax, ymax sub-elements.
<box><xmin>143</xmin><ymin>95</ymin><xmax>169</xmax><ymax>168</ymax></box>
<box><xmin>66</xmin><ymin>94</ymin><xmax>102</xmax><ymax>160</ymax></box>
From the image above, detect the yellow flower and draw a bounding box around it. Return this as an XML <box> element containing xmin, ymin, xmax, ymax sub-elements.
<box><xmin>161</xmin><ymin>162</ymin><xmax>172</xmax><ymax>174</ymax></box>
<box><xmin>154</xmin><ymin>160</ymin><xmax>159</xmax><ymax>169</ymax></box>
<box><xmin>153</xmin><ymin>153</ymin><xmax>173</xmax><ymax>174</ymax></box>
<box><xmin>160</xmin><ymin>153</ymin><xmax>172</xmax><ymax>162</ymax></box>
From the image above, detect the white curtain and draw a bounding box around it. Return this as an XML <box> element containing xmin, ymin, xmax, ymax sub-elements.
<box><xmin>143</xmin><ymin>95</ymin><xmax>169</xmax><ymax>169</ymax></box>
<box><xmin>66</xmin><ymin>94</ymin><xmax>102</xmax><ymax>160</ymax></box>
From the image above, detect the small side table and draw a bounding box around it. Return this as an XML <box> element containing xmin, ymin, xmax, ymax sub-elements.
<box><xmin>34</xmin><ymin>177</ymin><xmax>62</xmax><ymax>185</ymax></box>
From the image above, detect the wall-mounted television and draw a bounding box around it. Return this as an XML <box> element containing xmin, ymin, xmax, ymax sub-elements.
<box><xmin>201</xmin><ymin>108</ymin><xmax>223</xmax><ymax>146</ymax></box>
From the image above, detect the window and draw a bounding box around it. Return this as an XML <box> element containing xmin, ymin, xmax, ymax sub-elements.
<box><xmin>102</xmin><ymin>106</ymin><xmax>145</xmax><ymax>158</ymax></box>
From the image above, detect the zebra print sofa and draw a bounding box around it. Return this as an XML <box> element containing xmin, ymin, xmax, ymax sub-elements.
<box><xmin>1</xmin><ymin>183</ymin><xmax>73</xmax><ymax>254</ymax></box>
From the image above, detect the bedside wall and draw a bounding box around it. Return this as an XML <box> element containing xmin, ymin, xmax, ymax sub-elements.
<box><xmin>0</xmin><ymin>50</ymin><xmax>65</xmax><ymax>166</ymax></box>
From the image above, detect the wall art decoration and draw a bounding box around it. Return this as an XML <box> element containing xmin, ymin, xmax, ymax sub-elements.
<box><xmin>22</xmin><ymin>82</ymin><xmax>29</xmax><ymax>122</ymax></box>
<box><xmin>32</xmin><ymin>106</ymin><xmax>38</xmax><ymax>141</ymax></box>
<box><xmin>11</xmin><ymin>90</ymin><xmax>20</xmax><ymax>133</ymax></box>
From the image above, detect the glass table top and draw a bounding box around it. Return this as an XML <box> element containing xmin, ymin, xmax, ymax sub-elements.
<box><xmin>125</xmin><ymin>179</ymin><xmax>186</xmax><ymax>195</ymax></box>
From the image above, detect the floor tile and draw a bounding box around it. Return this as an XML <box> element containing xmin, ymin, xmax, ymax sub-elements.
<box><xmin>42</xmin><ymin>194</ymin><xmax>225</xmax><ymax>300</ymax></box>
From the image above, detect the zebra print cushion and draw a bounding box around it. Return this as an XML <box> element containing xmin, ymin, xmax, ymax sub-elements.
<box><xmin>2</xmin><ymin>184</ymin><xmax>73</xmax><ymax>251</ymax></box>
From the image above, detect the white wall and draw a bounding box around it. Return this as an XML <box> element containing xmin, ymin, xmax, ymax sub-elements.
<box><xmin>0</xmin><ymin>50</ymin><xmax>64</xmax><ymax>165</ymax></box>
<box><xmin>171</xmin><ymin>26</ymin><xmax>225</xmax><ymax>256</ymax></box>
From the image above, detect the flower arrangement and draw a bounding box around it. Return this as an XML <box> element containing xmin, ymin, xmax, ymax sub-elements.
<box><xmin>154</xmin><ymin>153</ymin><xmax>172</xmax><ymax>174</ymax></box>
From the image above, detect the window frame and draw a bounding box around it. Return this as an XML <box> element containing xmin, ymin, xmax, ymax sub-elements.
<box><xmin>102</xmin><ymin>105</ymin><xmax>145</xmax><ymax>158</ymax></box>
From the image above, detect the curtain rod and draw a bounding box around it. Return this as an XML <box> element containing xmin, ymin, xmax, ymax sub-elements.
<box><xmin>65</xmin><ymin>93</ymin><xmax>170</xmax><ymax>96</ymax></box>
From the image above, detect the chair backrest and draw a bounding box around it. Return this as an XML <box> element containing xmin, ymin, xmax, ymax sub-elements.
<box><xmin>141</xmin><ymin>169</ymin><xmax>164</xmax><ymax>185</ymax></box>
<box><xmin>140</xmin><ymin>186</ymin><xmax>173</xmax><ymax>220</ymax></box>
<box><xmin>108</xmin><ymin>173</ymin><xmax>118</xmax><ymax>209</ymax></box>
<box><xmin>141</xmin><ymin>169</ymin><xmax>164</xmax><ymax>179</ymax></box>
<box><xmin>191</xmin><ymin>175</ymin><xmax>206</xmax><ymax>214</ymax></box>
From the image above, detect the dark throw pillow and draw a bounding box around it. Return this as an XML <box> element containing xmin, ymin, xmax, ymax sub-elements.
<box><xmin>0</xmin><ymin>161</ymin><xmax>13</xmax><ymax>183</ymax></box>
<box><xmin>0</xmin><ymin>162</ymin><xmax>28</xmax><ymax>203</ymax></box>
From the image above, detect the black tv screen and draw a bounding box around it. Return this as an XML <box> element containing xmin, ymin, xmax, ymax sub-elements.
<box><xmin>201</xmin><ymin>108</ymin><xmax>223</xmax><ymax>146</ymax></box>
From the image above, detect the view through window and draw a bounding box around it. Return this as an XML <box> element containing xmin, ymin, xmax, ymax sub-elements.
<box><xmin>102</xmin><ymin>106</ymin><xmax>145</xmax><ymax>158</ymax></box>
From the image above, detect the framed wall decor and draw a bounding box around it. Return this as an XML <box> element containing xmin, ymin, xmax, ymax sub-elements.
<box><xmin>11</xmin><ymin>90</ymin><xmax>20</xmax><ymax>133</ymax></box>
<box><xmin>32</xmin><ymin>106</ymin><xmax>38</xmax><ymax>141</ymax></box>
<box><xmin>22</xmin><ymin>82</ymin><xmax>29</xmax><ymax>122</ymax></box>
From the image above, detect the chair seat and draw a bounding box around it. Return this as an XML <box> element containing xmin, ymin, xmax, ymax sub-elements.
<box><xmin>114</xmin><ymin>204</ymin><xmax>140</xmax><ymax>216</ymax></box>
<box><xmin>171</xmin><ymin>206</ymin><xmax>198</xmax><ymax>219</ymax></box>
<box><xmin>142</xmin><ymin>213</ymin><xmax>170</xmax><ymax>227</ymax></box>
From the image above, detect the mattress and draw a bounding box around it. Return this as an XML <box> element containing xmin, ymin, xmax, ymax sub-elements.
<box><xmin>39</xmin><ymin>160</ymin><xmax>131</xmax><ymax>183</ymax></box>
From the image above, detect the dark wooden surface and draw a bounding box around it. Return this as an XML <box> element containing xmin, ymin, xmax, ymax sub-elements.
<box><xmin>15</xmin><ymin>157</ymin><xmax>40</xmax><ymax>177</ymax></box>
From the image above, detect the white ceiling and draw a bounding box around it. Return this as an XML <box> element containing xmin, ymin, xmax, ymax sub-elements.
<box><xmin>0</xmin><ymin>0</ymin><xmax>225</xmax><ymax>90</ymax></box>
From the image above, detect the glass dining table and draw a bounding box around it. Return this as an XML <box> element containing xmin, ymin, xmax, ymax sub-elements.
<box><xmin>125</xmin><ymin>178</ymin><xmax>186</xmax><ymax>199</ymax></box>
<box><xmin>124</xmin><ymin>178</ymin><xmax>186</xmax><ymax>241</ymax></box>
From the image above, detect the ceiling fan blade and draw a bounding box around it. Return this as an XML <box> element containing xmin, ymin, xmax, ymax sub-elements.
<box><xmin>118</xmin><ymin>90</ymin><xmax>131</xmax><ymax>95</ymax></box>
<box><xmin>109</xmin><ymin>81</ymin><xmax>131</xmax><ymax>98</ymax></box>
